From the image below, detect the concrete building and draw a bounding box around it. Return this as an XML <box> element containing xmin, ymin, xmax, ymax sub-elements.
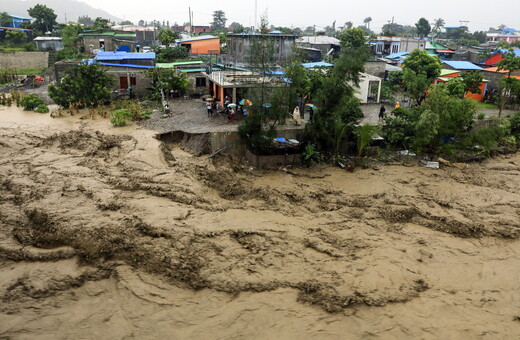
<box><xmin>355</xmin><ymin>73</ymin><xmax>382</xmax><ymax>104</ymax></box>
<box><xmin>34</xmin><ymin>37</ymin><xmax>64</xmax><ymax>51</ymax></box>
<box><xmin>296</xmin><ymin>36</ymin><xmax>341</xmax><ymax>59</ymax></box>
<box><xmin>4</xmin><ymin>14</ymin><xmax>31</xmax><ymax>28</ymax></box>
<box><xmin>227</xmin><ymin>32</ymin><xmax>297</xmax><ymax>64</ymax></box>
<box><xmin>172</xmin><ymin>25</ymin><xmax>211</xmax><ymax>35</ymax></box>
<box><xmin>372</xmin><ymin>36</ymin><xmax>426</xmax><ymax>56</ymax></box>
<box><xmin>79</xmin><ymin>31</ymin><xmax>137</xmax><ymax>53</ymax></box>
<box><xmin>486</xmin><ymin>29</ymin><xmax>520</xmax><ymax>43</ymax></box>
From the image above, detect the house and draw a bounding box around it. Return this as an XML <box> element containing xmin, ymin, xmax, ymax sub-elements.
<box><xmin>297</xmin><ymin>46</ymin><xmax>322</xmax><ymax>62</ymax></box>
<box><xmin>355</xmin><ymin>73</ymin><xmax>382</xmax><ymax>104</ymax></box>
<box><xmin>383</xmin><ymin>51</ymin><xmax>409</xmax><ymax>66</ymax></box>
<box><xmin>111</xmin><ymin>25</ymin><xmax>158</xmax><ymax>46</ymax></box>
<box><xmin>179</xmin><ymin>35</ymin><xmax>220</xmax><ymax>55</ymax></box>
<box><xmin>34</xmin><ymin>37</ymin><xmax>64</xmax><ymax>51</ymax></box>
<box><xmin>156</xmin><ymin>60</ymin><xmax>216</xmax><ymax>95</ymax></box>
<box><xmin>442</xmin><ymin>60</ymin><xmax>483</xmax><ymax>71</ymax></box>
<box><xmin>205</xmin><ymin>69</ymin><xmax>287</xmax><ymax>106</ymax></box>
<box><xmin>296</xmin><ymin>36</ymin><xmax>341</xmax><ymax>59</ymax></box>
<box><xmin>486</xmin><ymin>28</ymin><xmax>520</xmax><ymax>43</ymax></box>
<box><xmin>484</xmin><ymin>49</ymin><xmax>520</xmax><ymax>66</ymax></box>
<box><xmin>94</xmin><ymin>51</ymin><xmax>156</xmax><ymax>66</ymax></box>
<box><xmin>80</xmin><ymin>31</ymin><xmax>137</xmax><ymax>53</ymax></box>
<box><xmin>435</xmin><ymin>69</ymin><xmax>488</xmax><ymax>101</ymax></box>
<box><xmin>481</xmin><ymin>66</ymin><xmax>520</xmax><ymax>92</ymax></box>
<box><xmin>425</xmin><ymin>41</ymin><xmax>454</xmax><ymax>59</ymax></box>
<box><xmin>452</xmin><ymin>46</ymin><xmax>486</xmax><ymax>64</ymax></box>
<box><xmin>172</xmin><ymin>25</ymin><xmax>211</xmax><ymax>35</ymax></box>
<box><xmin>227</xmin><ymin>32</ymin><xmax>297</xmax><ymax>64</ymax></box>
<box><xmin>372</xmin><ymin>36</ymin><xmax>425</xmax><ymax>56</ymax></box>
<box><xmin>4</xmin><ymin>14</ymin><xmax>31</xmax><ymax>28</ymax></box>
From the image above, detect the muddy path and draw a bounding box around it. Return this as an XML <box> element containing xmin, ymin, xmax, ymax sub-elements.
<box><xmin>1</xmin><ymin>107</ymin><xmax>520</xmax><ymax>339</ymax></box>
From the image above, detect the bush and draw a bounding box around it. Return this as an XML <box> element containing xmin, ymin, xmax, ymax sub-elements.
<box><xmin>509</xmin><ymin>112</ymin><xmax>520</xmax><ymax>137</ymax></box>
<box><xmin>110</xmin><ymin>109</ymin><xmax>132</xmax><ymax>126</ymax></box>
<box><xmin>477</xmin><ymin>112</ymin><xmax>486</xmax><ymax>120</ymax></box>
<box><xmin>20</xmin><ymin>94</ymin><xmax>45</xmax><ymax>111</ymax></box>
<box><xmin>462</xmin><ymin>117</ymin><xmax>510</xmax><ymax>149</ymax></box>
<box><xmin>35</xmin><ymin>104</ymin><xmax>49</xmax><ymax>113</ymax></box>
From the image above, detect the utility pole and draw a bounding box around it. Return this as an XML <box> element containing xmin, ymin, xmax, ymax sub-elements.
<box><xmin>188</xmin><ymin>7</ymin><xmax>192</xmax><ymax>35</ymax></box>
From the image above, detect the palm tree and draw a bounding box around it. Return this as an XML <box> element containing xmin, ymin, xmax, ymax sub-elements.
<box><xmin>363</xmin><ymin>17</ymin><xmax>372</xmax><ymax>31</ymax></box>
<box><xmin>433</xmin><ymin>18</ymin><xmax>445</xmax><ymax>33</ymax></box>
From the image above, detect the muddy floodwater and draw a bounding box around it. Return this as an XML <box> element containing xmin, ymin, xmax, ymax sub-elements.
<box><xmin>1</xmin><ymin>106</ymin><xmax>520</xmax><ymax>339</ymax></box>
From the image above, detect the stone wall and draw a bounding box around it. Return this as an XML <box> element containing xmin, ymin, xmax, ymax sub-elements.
<box><xmin>0</xmin><ymin>52</ymin><xmax>49</xmax><ymax>69</ymax></box>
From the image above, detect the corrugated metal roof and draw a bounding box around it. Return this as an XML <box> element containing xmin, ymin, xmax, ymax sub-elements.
<box><xmin>302</xmin><ymin>61</ymin><xmax>333</xmax><ymax>68</ymax></box>
<box><xmin>95</xmin><ymin>52</ymin><xmax>156</xmax><ymax>61</ymax></box>
<box><xmin>442</xmin><ymin>61</ymin><xmax>482</xmax><ymax>70</ymax></box>
<box><xmin>81</xmin><ymin>31</ymin><xmax>136</xmax><ymax>37</ymax></box>
<box><xmin>494</xmin><ymin>49</ymin><xmax>520</xmax><ymax>57</ymax></box>
<box><xmin>385</xmin><ymin>52</ymin><xmax>409</xmax><ymax>60</ymax></box>
<box><xmin>34</xmin><ymin>37</ymin><xmax>62</xmax><ymax>41</ymax></box>
<box><xmin>156</xmin><ymin>61</ymin><xmax>204</xmax><ymax>68</ymax></box>
<box><xmin>297</xmin><ymin>36</ymin><xmax>340</xmax><ymax>46</ymax></box>
<box><xmin>440</xmin><ymin>69</ymin><xmax>459</xmax><ymax>76</ymax></box>
<box><xmin>97</xmin><ymin>62</ymin><xmax>153</xmax><ymax>69</ymax></box>
<box><xmin>8</xmin><ymin>15</ymin><xmax>31</xmax><ymax>20</ymax></box>
<box><xmin>180</xmin><ymin>35</ymin><xmax>219</xmax><ymax>43</ymax></box>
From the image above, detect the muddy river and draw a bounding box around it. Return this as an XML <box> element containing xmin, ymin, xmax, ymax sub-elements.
<box><xmin>1</xmin><ymin>106</ymin><xmax>520</xmax><ymax>339</ymax></box>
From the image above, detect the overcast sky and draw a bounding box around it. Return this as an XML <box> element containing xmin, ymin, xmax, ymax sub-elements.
<box><xmin>82</xmin><ymin>0</ymin><xmax>519</xmax><ymax>32</ymax></box>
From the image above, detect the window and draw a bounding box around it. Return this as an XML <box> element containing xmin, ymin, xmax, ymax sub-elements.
<box><xmin>130</xmin><ymin>77</ymin><xmax>136</xmax><ymax>86</ymax></box>
<box><xmin>196</xmin><ymin>77</ymin><xmax>206</xmax><ymax>87</ymax></box>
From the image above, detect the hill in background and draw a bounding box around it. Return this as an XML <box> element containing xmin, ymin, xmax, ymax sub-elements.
<box><xmin>0</xmin><ymin>0</ymin><xmax>122</xmax><ymax>24</ymax></box>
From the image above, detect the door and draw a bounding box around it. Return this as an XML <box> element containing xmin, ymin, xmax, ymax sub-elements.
<box><xmin>119</xmin><ymin>76</ymin><xmax>128</xmax><ymax>89</ymax></box>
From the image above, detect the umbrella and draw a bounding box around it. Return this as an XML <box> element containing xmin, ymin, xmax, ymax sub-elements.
<box><xmin>238</xmin><ymin>99</ymin><xmax>252</xmax><ymax>106</ymax></box>
<box><xmin>305</xmin><ymin>103</ymin><xmax>317</xmax><ymax>110</ymax></box>
<box><xmin>262</xmin><ymin>103</ymin><xmax>272</xmax><ymax>108</ymax></box>
<box><xmin>227</xmin><ymin>103</ymin><xmax>237</xmax><ymax>107</ymax></box>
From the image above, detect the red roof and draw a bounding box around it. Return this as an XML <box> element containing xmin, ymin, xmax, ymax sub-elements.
<box><xmin>483</xmin><ymin>67</ymin><xmax>509</xmax><ymax>73</ymax></box>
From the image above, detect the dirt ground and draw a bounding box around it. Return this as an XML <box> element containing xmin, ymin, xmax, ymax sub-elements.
<box><xmin>1</xmin><ymin>106</ymin><xmax>520</xmax><ymax>339</ymax></box>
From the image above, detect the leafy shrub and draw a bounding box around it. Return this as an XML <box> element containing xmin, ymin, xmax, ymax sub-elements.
<box><xmin>302</xmin><ymin>144</ymin><xmax>322</xmax><ymax>165</ymax></box>
<box><xmin>509</xmin><ymin>112</ymin><xmax>520</xmax><ymax>137</ymax></box>
<box><xmin>110</xmin><ymin>109</ymin><xmax>132</xmax><ymax>126</ymax></box>
<box><xmin>35</xmin><ymin>104</ymin><xmax>49</xmax><ymax>113</ymax></box>
<box><xmin>20</xmin><ymin>94</ymin><xmax>45</xmax><ymax>111</ymax></box>
<box><xmin>477</xmin><ymin>112</ymin><xmax>486</xmax><ymax>120</ymax></box>
<box><xmin>463</xmin><ymin>117</ymin><xmax>510</xmax><ymax>149</ymax></box>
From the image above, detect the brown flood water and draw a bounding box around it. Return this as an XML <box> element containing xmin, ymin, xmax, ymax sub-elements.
<box><xmin>1</xmin><ymin>106</ymin><xmax>520</xmax><ymax>339</ymax></box>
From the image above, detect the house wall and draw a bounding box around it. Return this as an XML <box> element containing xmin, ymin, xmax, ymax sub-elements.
<box><xmin>105</xmin><ymin>67</ymin><xmax>151</xmax><ymax>95</ymax></box>
<box><xmin>186</xmin><ymin>72</ymin><xmax>210</xmax><ymax>94</ymax></box>
<box><xmin>0</xmin><ymin>52</ymin><xmax>49</xmax><ymax>69</ymax></box>
<box><xmin>399</xmin><ymin>39</ymin><xmax>426</xmax><ymax>53</ymax></box>
<box><xmin>181</xmin><ymin>39</ymin><xmax>220</xmax><ymax>54</ymax></box>
<box><xmin>228</xmin><ymin>34</ymin><xmax>296</xmax><ymax>63</ymax></box>
<box><xmin>485</xmin><ymin>53</ymin><xmax>503</xmax><ymax>66</ymax></box>
<box><xmin>35</xmin><ymin>40</ymin><xmax>64</xmax><ymax>51</ymax></box>
<box><xmin>364</xmin><ymin>60</ymin><xmax>386</xmax><ymax>78</ymax></box>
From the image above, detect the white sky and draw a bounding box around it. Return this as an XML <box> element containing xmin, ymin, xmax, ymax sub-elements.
<box><xmin>82</xmin><ymin>0</ymin><xmax>519</xmax><ymax>32</ymax></box>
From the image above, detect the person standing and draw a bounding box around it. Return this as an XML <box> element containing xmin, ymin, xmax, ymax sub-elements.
<box><xmin>379</xmin><ymin>105</ymin><xmax>386</xmax><ymax>121</ymax></box>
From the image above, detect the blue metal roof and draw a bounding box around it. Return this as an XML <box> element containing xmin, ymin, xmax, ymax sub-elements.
<box><xmin>302</xmin><ymin>61</ymin><xmax>333</xmax><ymax>68</ymax></box>
<box><xmin>494</xmin><ymin>49</ymin><xmax>520</xmax><ymax>57</ymax></box>
<box><xmin>94</xmin><ymin>51</ymin><xmax>156</xmax><ymax>61</ymax></box>
<box><xmin>8</xmin><ymin>15</ymin><xmax>31</xmax><ymax>20</ymax></box>
<box><xmin>98</xmin><ymin>62</ymin><xmax>153</xmax><ymax>69</ymax></box>
<box><xmin>442</xmin><ymin>61</ymin><xmax>482</xmax><ymax>70</ymax></box>
<box><xmin>385</xmin><ymin>51</ymin><xmax>409</xmax><ymax>60</ymax></box>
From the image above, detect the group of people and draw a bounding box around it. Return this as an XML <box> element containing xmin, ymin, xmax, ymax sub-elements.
<box><xmin>206</xmin><ymin>96</ymin><xmax>249</xmax><ymax>122</ymax></box>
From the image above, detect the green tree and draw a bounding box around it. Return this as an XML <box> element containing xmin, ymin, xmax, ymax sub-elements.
<box><xmin>0</xmin><ymin>12</ymin><xmax>12</xmax><ymax>27</ymax></box>
<box><xmin>147</xmin><ymin>68</ymin><xmax>189</xmax><ymax>101</ymax></box>
<box><xmin>27</xmin><ymin>4</ymin><xmax>57</xmax><ymax>34</ymax></box>
<box><xmin>155</xmin><ymin>46</ymin><xmax>188</xmax><ymax>62</ymax></box>
<box><xmin>461</xmin><ymin>71</ymin><xmax>483</xmax><ymax>95</ymax></box>
<box><xmin>48</xmin><ymin>63</ymin><xmax>113</xmax><ymax>108</ymax></box>
<box><xmin>158</xmin><ymin>28</ymin><xmax>179</xmax><ymax>46</ymax></box>
<box><xmin>432</xmin><ymin>18</ymin><xmax>445</xmax><ymax>33</ymax></box>
<box><xmin>60</xmin><ymin>24</ymin><xmax>83</xmax><ymax>48</ymax></box>
<box><xmin>119</xmin><ymin>20</ymin><xmax>133</xmax><ymax>26</ymax></box>
<box><xmin>344</xmin><ymin>21</ymin><xmax>353</xmax><ymax>30</ymax></box>
<box><xmin>402</xmin><ymin>49</ymin><xmax>442</xmax><ymax>105</ymax></box>
<box><xmin>338</xmin><ymin>28</ymin><xmax>366</xmax><ymax>49</ymax></box>
<box><xmin>497</xmin><ymin>49</ymin><xmax>520</xmax><ymax>114</ymax></box>
<box><xmin>93</xmin><ymin>17</ymin><xmax>110</xmax><ymax>30</ymax></box>
<box><xmin>5</xmin><ymin>31</ymin><xmax>27</xmax><ymax>45</ymax></box>
<box><xmin>229</xmin><ymin>22</ymin><xmax>245</xmax><ymax>33</ymax></box>
<box><xmin>415</xmin><ymin>18</ymin><xmax>431</xmax><ymax>38</ymax></box>
<box><xmin>210</xmin><ymin>10</ymin><xmax>227</xmax><ymax>31</ymax></box>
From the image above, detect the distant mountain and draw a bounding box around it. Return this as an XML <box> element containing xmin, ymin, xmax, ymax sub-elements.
<box><xmin>0</xmin><ymin>0</ymin><xmax>122</xmax><ymax>24</ymax></box>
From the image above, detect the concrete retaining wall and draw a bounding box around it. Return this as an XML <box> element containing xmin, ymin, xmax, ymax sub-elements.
<box><xmin>0</xmin><ymin>52</ymin><xmax>49</xmax><ymax>69</ymax></box>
